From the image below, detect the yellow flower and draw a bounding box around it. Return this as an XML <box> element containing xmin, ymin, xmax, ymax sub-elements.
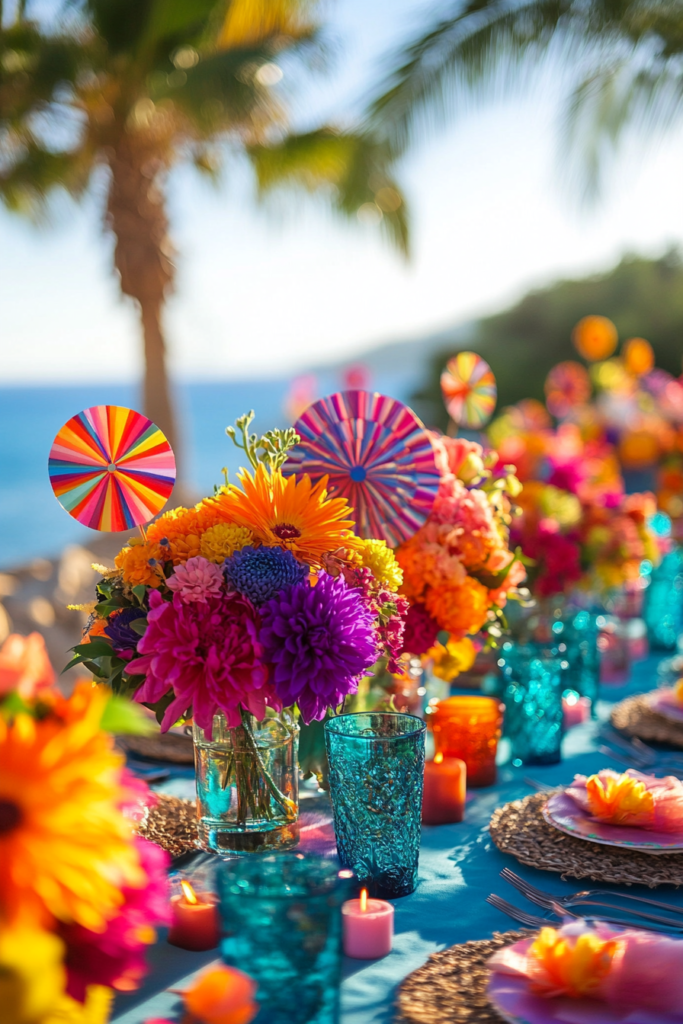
<box><xmin>200</xmin><ymin>523</ymin><xmax>255</xmax><ymax>563</ymax></box>
<box><xmin>43</xmin><ymin>987</ymin><xmax>113</xmax><ymax>1024</ymax></box>
<box><xmin>357</xmin><ymin>539</ymin><xmax>403</xmax><ymax>592</ymax></box>
<box><xmin>0</xmin><ymin>919</ymin><xmax>66</xmax><ymax>1024</ymax></box>
<box><xmin>529</xmin><ymin>927</ymin><xmax>619</xmax><ymax>998</ymax></box>
<box><xmin>213</xmin><ymin>464</ymin><xmax>362</xmax><ymax>566</ymax></box>
<box><xmin>114</xmin><ymin>542</ymin><xmax>164</xmax><ymax>588</ymax></box>
<box><xmin>427</xmin><ymin>637</ymin><xmax>476</xmax><ymax>681</ymax></box>
<box><xmin>585</xmin><ymin>771</ymin><xmax>655</xmax><ymax>827</ymax></box>
<box><xmin>0</xmin><ymin>683</ymin><xmax>145</xmax><ymax>931</ymax></box>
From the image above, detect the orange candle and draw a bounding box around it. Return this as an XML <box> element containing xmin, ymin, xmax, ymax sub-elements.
<box><xmin>167</xmin><ymin>881</ymin><xmax>220</xmax><ymax>952</ymax></box>
<box><xmin>422</xmin><ymin>753</ymin><xmax>466</xmax><ymax>825</ymax></box>
<box><xmin>429</xmin><ymin>696</ymin><xmax>503</xmax><ymax>787</ymax></box>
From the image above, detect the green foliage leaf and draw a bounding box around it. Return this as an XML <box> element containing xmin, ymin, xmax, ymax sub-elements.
<box><xmin>99</xmin><ymin>694</ymin><xmax>156</xmax><ymax>735</ymax></box>
<box><xmin>132</xmin><ymin>585</ymin><xmax>148</xmax><ymax>604</ymax></box>
<box><xmin>130</xmin><ymin>618</ymin><xmax>148</xmax><ymax>636</ymax></box>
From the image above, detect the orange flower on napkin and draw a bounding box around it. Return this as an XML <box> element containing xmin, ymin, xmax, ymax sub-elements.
<box><xmin>674</xmin><ymin>677</ymin><xmax>683</xmax><ymax>704</ymax></box>
<box><xmin>585</xmin><ymin>771</ymin><xmax>655</xmax><ymax>828</ymax></box>
<box><xmin>566</xmin><ymin>769</ymin><xmax>683</xmax><ymax>832</ymax></box>
<box><xmin>527</xmin><ymin>927</ymin><xmax>620</xmax><ymax>998</ymax></box>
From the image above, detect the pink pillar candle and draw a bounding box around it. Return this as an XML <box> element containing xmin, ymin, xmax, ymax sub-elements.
<box><xmin>422</xmin><ymin>754</ymin><xmax>466</xmax><ymax>825</ymax></box>
<box><xmin>342</xmin><ymin>890</ymin><xmax>394</xmax><ymax>959</ymax></box>
<box><xmin>167</xmin><ymin>882</ymin><xmax>220</xmax><ymax>952</ymax></box>
<box><xmin>562</xmin><ymin>694</ymin><xmax>591</xmax><ymax>729</ymax></box>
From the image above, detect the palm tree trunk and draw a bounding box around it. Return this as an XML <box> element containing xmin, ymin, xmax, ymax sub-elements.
<box><xmin>106</xmin><ymin>135</ymin><xmax>178</xmax><ymax>455</ymax></box>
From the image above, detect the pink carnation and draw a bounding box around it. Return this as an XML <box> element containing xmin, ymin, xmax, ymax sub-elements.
<box><xmin>128</xmin><ymin>590</ymin><xmax>278</xmax><ymax>736</ymax></box>
<box><xmin>430</xmin><ymin>432</ymin><xmax>484</xmax><ymax>478</ymax></box>
<box><xmin>62</xmin><ymin>837</ymin><xmax>171</xmax><ymax>1001</ymax></box>
<box><xmin>401</xmin><ymin>603</ymin><xmax>440</xmax><ymax>656</ymax></box>
<box><xmin>167</xmin><ymin>556</ymin><xmax>223</xmax><ymax>603</ymax></box>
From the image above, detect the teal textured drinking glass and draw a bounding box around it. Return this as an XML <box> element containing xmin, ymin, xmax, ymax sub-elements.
<box><xmin>552</xmin><ymin>609</ymin><xmax>600</xmax><ymax>715</ymax></box>
<box><xmin>499</xmin><ymin>641</ymin><xmax>564</xmax><ymax>765</ymax></box>
<box><xmin>644</xmin><ymin>548</ymin><xmax>683</xmax><ymax>651</ymax></box>
<box><xmin>325</xmin><ymin>712</ymin><xmax>426</xmax><ymax>899</ymax></box>
<box><xmin>217</xmin><ymin>854</ymin><xmax>353</xmax><ymax>1024</ymax></box>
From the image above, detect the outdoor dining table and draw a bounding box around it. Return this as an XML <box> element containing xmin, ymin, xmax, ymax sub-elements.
<box><xmin>111</xmin><ymin>652</ymin><xmax>683</xmax><ymax>1024</ymax></box>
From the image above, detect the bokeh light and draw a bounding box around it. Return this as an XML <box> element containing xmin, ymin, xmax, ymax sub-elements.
<box><xmin>572</xmin><ymin>315</ymin><xmax>618</xmax><ymax>361</ymax></box>
<box><xmin>544</xmin><ymin>361</ymin><xmax>591</xmax><ymax>417</ymax></box>
<box><xmin>623</xmin><ymin>337</ymin><xmax>655</xmax><ymax>376</ymax></box>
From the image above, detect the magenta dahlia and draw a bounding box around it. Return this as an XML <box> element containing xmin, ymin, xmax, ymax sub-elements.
<box><xmin>128</xmin><ymin>589</ymin><xmax>277</xmax><ymax>735</ymax></box>
<box><xmin>259</xmin><ymin>573</ymin><xmax>379</xmax><ymax>723</ymax></box>
<box><xmin>401</xmin><ymin>602</ymin><xmax>440</xmax><ymax>656</ymax></box>
<box><xmin>62</xmin><ymin>837</ymin><xmax>171</xmax><ymax>1001</ymax></box>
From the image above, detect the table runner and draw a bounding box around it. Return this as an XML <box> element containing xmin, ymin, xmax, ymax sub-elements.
<box><xmin>112</xmin><ymin>654</ymin><xmax>683</xmax><ymax>1024</ymax></box>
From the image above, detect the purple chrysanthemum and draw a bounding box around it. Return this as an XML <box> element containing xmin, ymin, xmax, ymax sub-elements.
<box><xmin>259</xmin><ymin>573</ymin><xmax>379</xmax><ymax>723</ymax></box>
<box><xmin>104</xmin><ymin>608</ymin><xmax>145</xmax><ymax>656</ymax></box>
<box><xmin>224</xmin><ymin>545</ymin><xmax>308</xmax><ymax>605</ymax></box>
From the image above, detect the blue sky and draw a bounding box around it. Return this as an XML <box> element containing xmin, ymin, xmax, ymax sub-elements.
<box><xmin>2</xmin><ymin>0</ymin><xmax>683</xmax><ymax>383</ymax></box>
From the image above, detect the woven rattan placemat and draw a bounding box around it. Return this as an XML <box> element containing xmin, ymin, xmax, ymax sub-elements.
<box><xmin>395</xmin><ymin>930</ymin><xmax>530</xmax><ymax>1024</ymax></box>
<box><xmin>135</xmin><ymin>793</ymin><xmax>198</xmax><ymax>858</ymax></box>
<box><xmin>117</xmin><ymin>731</ymin><xmax>195</xmax><ymax>764</ymax></box>
<box><xmin>489</xmin><ymin>791</ymin><xmax>683</xmax><ymax>887</ymax></box>
<box><xmin>610</xmin><ymin>694</ymin><xmax>683</xmax><ymax>748</ymax></box>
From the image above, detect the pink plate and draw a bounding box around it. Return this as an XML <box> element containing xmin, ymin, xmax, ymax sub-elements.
<box><xmin>645</xmin><ymin>689</ymin><xmax>683</xmax><ymax>725</ymax></box>
<box><xmin>488</xmin><ymin>937</ymin><xmax>683</xmax><ymax>1024</ymax></box>
<box><xmin>543</xmin><ymin>790</ymin><xmax>683</xmax><ymax>854</ymax></box>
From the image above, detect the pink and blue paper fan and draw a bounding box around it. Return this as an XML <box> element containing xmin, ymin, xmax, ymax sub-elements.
<box><xmin>286</xmin><ymin>390</ymin><xmax>440</xmax><ymax>546</ymax></box>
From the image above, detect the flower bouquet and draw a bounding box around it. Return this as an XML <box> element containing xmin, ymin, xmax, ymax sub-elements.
<box><xmin>0</xmin><ymin>633</ymin><xmax>170</xmax><ymax>1024</ymax></box>
<box><xmin>395</xmin><ymin>433</ymin><xmax>526</xmax><ymax>676</ymax></box>
<box><xmin>68</xmin><ymin>414</ymin><xmax>406</xmax><ymax>851</ymax></box>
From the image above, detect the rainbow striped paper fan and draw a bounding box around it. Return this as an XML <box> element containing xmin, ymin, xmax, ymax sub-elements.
<box><xmin>286</xmin><ymin>390</ymin><xmax>440</xmax><ymax>546</ymax></box>
<box><xmin>49</xmin><ymin>405</ymin><xmax>176</xmax><ymax>531</ymax></box>
<box><xmin>441</xmin><ymin>351</ymin><xmax>497</xmax><ymax>428</ymax></box>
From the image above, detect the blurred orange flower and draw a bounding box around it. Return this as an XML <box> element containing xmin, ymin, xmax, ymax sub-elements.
<box><xmin>183</xmin><ymin>965</ymin><xmax>257</xmax><ymax>1024</ymax></box>
<box><xmin>0</xmin><ymin>633</ymin><xmax>55</xmax><ymax>699</ymax></box>
<box><xmin>528</xmin><ymin>927</ymin><xmax>619</xmax><ymax>998</ymax></box>
<box><xmin>585</xmin><ymin>771</ymin><xmax>654</xmax><ymax>828</ymax></box>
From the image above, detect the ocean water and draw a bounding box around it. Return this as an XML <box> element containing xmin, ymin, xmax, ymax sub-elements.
<box><xmin>0</xmin><ymin>370</ymin><xmax>414</xmax><ymax>569</ymax></box>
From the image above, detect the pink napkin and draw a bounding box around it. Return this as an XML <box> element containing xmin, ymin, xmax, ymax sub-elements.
<box><xmin>489</xmin><ymin>921</ymin><xmax>683</xmax><ymax>1013</ymax></box>
<box><xmin>565</xmin><ymin>768</ymin><xmax>683</xmax><ymax>832</ymax></box>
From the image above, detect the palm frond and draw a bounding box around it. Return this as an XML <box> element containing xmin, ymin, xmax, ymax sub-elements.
<box><xmin>366</xmin><ymin>0</ymin><xmax>572</xmax><ymax>154</ymax></box>
<box><xmin>563</xmin><ymin>57</ymin><xmax>683</xmax><ymax>200</ymax></box>
<box><xmin>218</xmin><ymin>0</ymin><xmax>318</xmax><ymax>49</ymax></box>
<box><xmin>247</xmin><ymin>127</ymin><xmax>409</xmax><ymax>255</ymax></box>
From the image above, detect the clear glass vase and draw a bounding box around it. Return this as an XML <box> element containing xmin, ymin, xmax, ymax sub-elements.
<box><xmin>193</xmin><ymin>709</ymin><xmax>299</xmax><ymax>854</ymax></box>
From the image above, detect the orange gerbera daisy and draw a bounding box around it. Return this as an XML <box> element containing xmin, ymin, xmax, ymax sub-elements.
<box><xmin>212</xmin><ymin>465</ymin><xmax>362</xmax><ymax>565</ymax></box>
<box><xmin>0</xmin><ymin>683</ymin><xmax>144</xmax><ymax>931</ymax></box>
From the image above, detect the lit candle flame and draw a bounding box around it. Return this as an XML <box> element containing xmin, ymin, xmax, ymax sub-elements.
<box><xmin>434</xmin><ymin>752</ymin><xmax>444</xmax><ymax>764</ymax></box>
<box><xmin>359</xmin><ymin>888</ymin><xmax>368</xmax><ymax>913</ymax></box>
<box><xmin>181</xmin><ymin>880</ymin><xmax>199</xmax><ymax>905</ymax></box>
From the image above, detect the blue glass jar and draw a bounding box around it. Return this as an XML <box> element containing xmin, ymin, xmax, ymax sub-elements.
<box><xmin>325</xmin><ymin>712</ymin><xmax>425</xmax><ymax>898</ymax></box>
<box><xmin>499</xmin><ymin>641</ymin><xmax>564</xmax><ymax>765</ymax></box>
<box><xmin>552</xmin><ymin>609</ymin><xmax>600</xmax><ymax>715</ymax></box>
<box><xmin>217</xmin><ymin>854</ymin><xmax>353</xmax><ymax>1024</ymax></box>
<box><xmin>643</xmin><ymin>548</ymin><xmax>683</xmax><ymax>651</ymax></box>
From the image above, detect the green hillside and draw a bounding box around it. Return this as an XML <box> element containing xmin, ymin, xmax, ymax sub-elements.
<box><xmin>412</xmin><ymin>249</ymin><xmax>683</xmax><ymax>432</ymax></box>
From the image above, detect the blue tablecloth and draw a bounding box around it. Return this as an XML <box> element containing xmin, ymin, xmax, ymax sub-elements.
<box><xmin>112</xmin><ymin>654</ymin><xmax>682</xmax><ymax>1024</ymax></box>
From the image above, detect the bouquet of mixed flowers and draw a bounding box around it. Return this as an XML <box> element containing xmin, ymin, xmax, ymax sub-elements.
<box><xmin>68</xmin><ymin>414</ymin><xmax>406</xmax><ymax>814</ymax></box>
<box><xmin>489</xmin><ymin>411</ymin><xmax>662</xmax><ymax>598</ymax></box>
<box><xmin>394</xmin><ymin>433</ymin><xmax>526</xmax><ymax>673</ymax></box>
<box><xmin>0</xmin><ymin>633</ymin><xmax>170</xmax><ymax>1024</ymax></box>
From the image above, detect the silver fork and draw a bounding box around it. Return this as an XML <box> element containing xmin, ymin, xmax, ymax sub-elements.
<box><xmin>501</xmin><ymin>868</ymin><xmax>683</xmax><ymax>922</ymax></box>
<box><xmin>487</xmin><ymin>894</ymin><xmax>683</xmax><ymax>933</ymax></box>
<box><xmin>600</xmin><ymin>728</ymin><xmax>683</xmax><ymax>769</ymax></box>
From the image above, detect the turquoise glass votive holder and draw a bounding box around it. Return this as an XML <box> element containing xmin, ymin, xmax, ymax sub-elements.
<box><xmin>217</xmin><ymin>854</ymin><xmax>353</xmax><ymax>1024</ymax></box>
<box><xmin>644</xmin><ymin>548</ymin><xmax>683</xmax><ymax>651</ymax></box>
<box><xmin>499</xmin><ymin>641</ymin><xmax>564</xmax><ymax>765</ymax></box>
<box><xmin>325</xmin><ymin>712</ymin><xmax>426</xmax><ymax>899</ymax></box>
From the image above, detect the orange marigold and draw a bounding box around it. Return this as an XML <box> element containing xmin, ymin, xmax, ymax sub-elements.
<box><xmin>424</xmin><ymin>576</ymin><xmax>490</xmax><ymax>637</ymax></box>
<box><xmin>146</xmin><ymin>507</ymin><xmax>202</xmax><ymax>545</ymax></box>
<box><xmin>114</xmin><ymin>543</ymin><xmax>165</xmax><ymax>588</ymax></box>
